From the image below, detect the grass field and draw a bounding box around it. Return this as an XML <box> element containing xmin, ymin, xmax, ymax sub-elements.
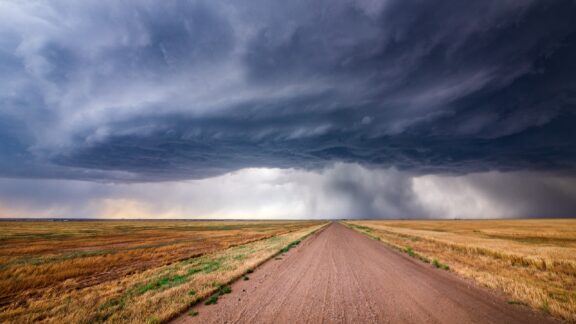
<box><xmin>0</xmin><ymin>220</ymin><xmax>327</xmax><ymax>323</ymax></box>
<box><xmin>344</xmin><ymin>219</ymin><xmax>576</xmax><ymax>322</ymax></box>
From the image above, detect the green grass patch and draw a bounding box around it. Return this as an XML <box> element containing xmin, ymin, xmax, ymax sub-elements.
<box><xmin>147</xmin><ymin>316</ymin><xmax>161</xmax><ymax>324</ymax></box>
<box><xmin>349</xmin><ymin>224</ymin><xmax>373</xmax><ymax>232</ymax></box>
<box><xmin>279</xmin><ymin>240</ymin><xmax>301</xmax><ymax>253</ymax></box>
<box><xmin>404</xmin><ymin>246</ymin><xmax>434</xmax><ymax>265</ymax></box>
<box><xmin>201</xmin><ymin>261</ymin><xmax>222</xmax><ymax>273</ymax></box>
<box><xmin>188</xmin><ymin>310</ymin><xmax>199</xmax><ymax>317</ymax></box>
<box><xmin>134</xmin><ymin>274</ymin><xmax>188</xmax><ymax>295</ymax></box>
<box><xmin>185</xmin><ymin>260</ymin><xmax>222</xmax><ymax>276</ymax></box>
<box><xmin>432</xmin><ymin>259</ymin><xmax>450</xmax><ymax>270</ymax></box>
<box><xmin>218</xmin><ymin>285</ymin><xmax>232</xmax><ymax>295</ymax></box>
<box><xmin>205</xmin><ymin>295</ymin><xmax>219</xmax><ymax>305</ymax></box>
<box><xmin>233</xmin><ymin>254</ymin><xmax>245</xmax><ymax>260</ymax></box>
<box><xmin>202</xmin><ymin>285</ymin><xmax>232</xmax><ymax>306</ymax></box>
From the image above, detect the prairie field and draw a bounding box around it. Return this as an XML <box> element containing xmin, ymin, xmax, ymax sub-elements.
<box><xmin>344</xmin><ymin>219</ymin><xmax>576</xmax><ymax>322</ymax></box>
<box><xmin>0</xmin><ymin>220</ymin><xmax>327</xmax><ymax>323</ymax></box>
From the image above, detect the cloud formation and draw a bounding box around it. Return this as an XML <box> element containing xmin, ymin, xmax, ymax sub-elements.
<box><xmin>1</xmin><ymin>165</ymin><xmax>575</xmax><ymax>219</ymax></box>
<box><xmin>1</xmin><ymin>0</ymin><xmax>576</xmax><ymax>182</ymax></box>
<box><xmin>1</xmin><ymin>0</ymin><xmax>576</xmax><ymax>218</ymax></box>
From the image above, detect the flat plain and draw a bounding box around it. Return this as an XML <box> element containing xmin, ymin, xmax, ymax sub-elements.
<box><xmin>1</xmin><ymin>219</ymin><xmax>573</xmax><ymax>323</ymax></box>
<box><xmin>345</xmin><ymin>219</ymin><xmax>576</xmax><ymax>322</ymax></box>
<box><xmin>0</xmin><ymin>220</ymin><xmax>327</xmax><ymax>323</ymax></box>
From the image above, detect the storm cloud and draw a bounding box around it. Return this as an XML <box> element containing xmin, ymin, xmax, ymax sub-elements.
<box><xmin>1</xmin><ymin>0</ymin><xmax>576</xmax><ymax>218</ymax></box>
<box><xmin>1</xmin><ymin>165</ymin><xmax>574</xmax><ymax>219</ymax></box>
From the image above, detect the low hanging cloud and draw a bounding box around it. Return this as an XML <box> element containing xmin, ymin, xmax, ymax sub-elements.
<box><xmin>1</xmin><ymin>164</ymin><xmax>575</xmax><ymax>219</ymax></box>
<box><xmin>413</xmin><ymin>172</ymin><xmax>576</xmax><ymax>219</ymax></box>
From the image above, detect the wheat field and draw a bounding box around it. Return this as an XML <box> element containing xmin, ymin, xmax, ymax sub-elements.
<box><xmin>0</xmin><ymin>220</ymin><xmax>327</xmax><ymax>323</ymax></box>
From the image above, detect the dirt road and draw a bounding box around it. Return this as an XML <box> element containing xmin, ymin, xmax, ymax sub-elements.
<box><xmin>173</xmin><ymin>222</ymin><xmax>556</xmax><ymax>324</ymax></box>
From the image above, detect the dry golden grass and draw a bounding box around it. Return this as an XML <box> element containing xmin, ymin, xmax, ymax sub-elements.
<box><xmin>344</xmin><ymin>219</ymin><xmax>576</xmax><ymax>322</ymax></box>
<box><xmin>0</xmin><ymin>220</ymin><xmax>327</xmax><ymax>323</ymax></box>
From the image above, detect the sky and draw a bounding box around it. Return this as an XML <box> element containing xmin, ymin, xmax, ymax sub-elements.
<box><xmin>0</xmin><ymin>0</ymin><xmax>575</xmax><ymax>219</ymax></box>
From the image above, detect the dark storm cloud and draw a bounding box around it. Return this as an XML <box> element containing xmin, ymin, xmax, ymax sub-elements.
<box><xmin>1</xmin><ymin>0</ymin><xmax>576</xmax><ymax>181</ymax></box>
<box><xmin>1</xmin><ymin>0</ymin><xmax>576</xmax><ymax>220</ymax></box>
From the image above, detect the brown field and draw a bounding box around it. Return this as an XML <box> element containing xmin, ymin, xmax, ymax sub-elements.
<box><xmin>344</xmin><ymin>219</ymin><xmax>576</xmax><ymax>322</ymax></box>
<box><xmin>0</xmin><ymin>220</ymin><xmax>327</xmax><ymax>323</ymax></box>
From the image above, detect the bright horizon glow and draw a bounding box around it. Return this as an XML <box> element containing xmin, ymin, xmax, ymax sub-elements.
<box><xmin>1</xmin><ymin>164</ymin><xmax>574</xmax><ymax>219</ymax></box>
